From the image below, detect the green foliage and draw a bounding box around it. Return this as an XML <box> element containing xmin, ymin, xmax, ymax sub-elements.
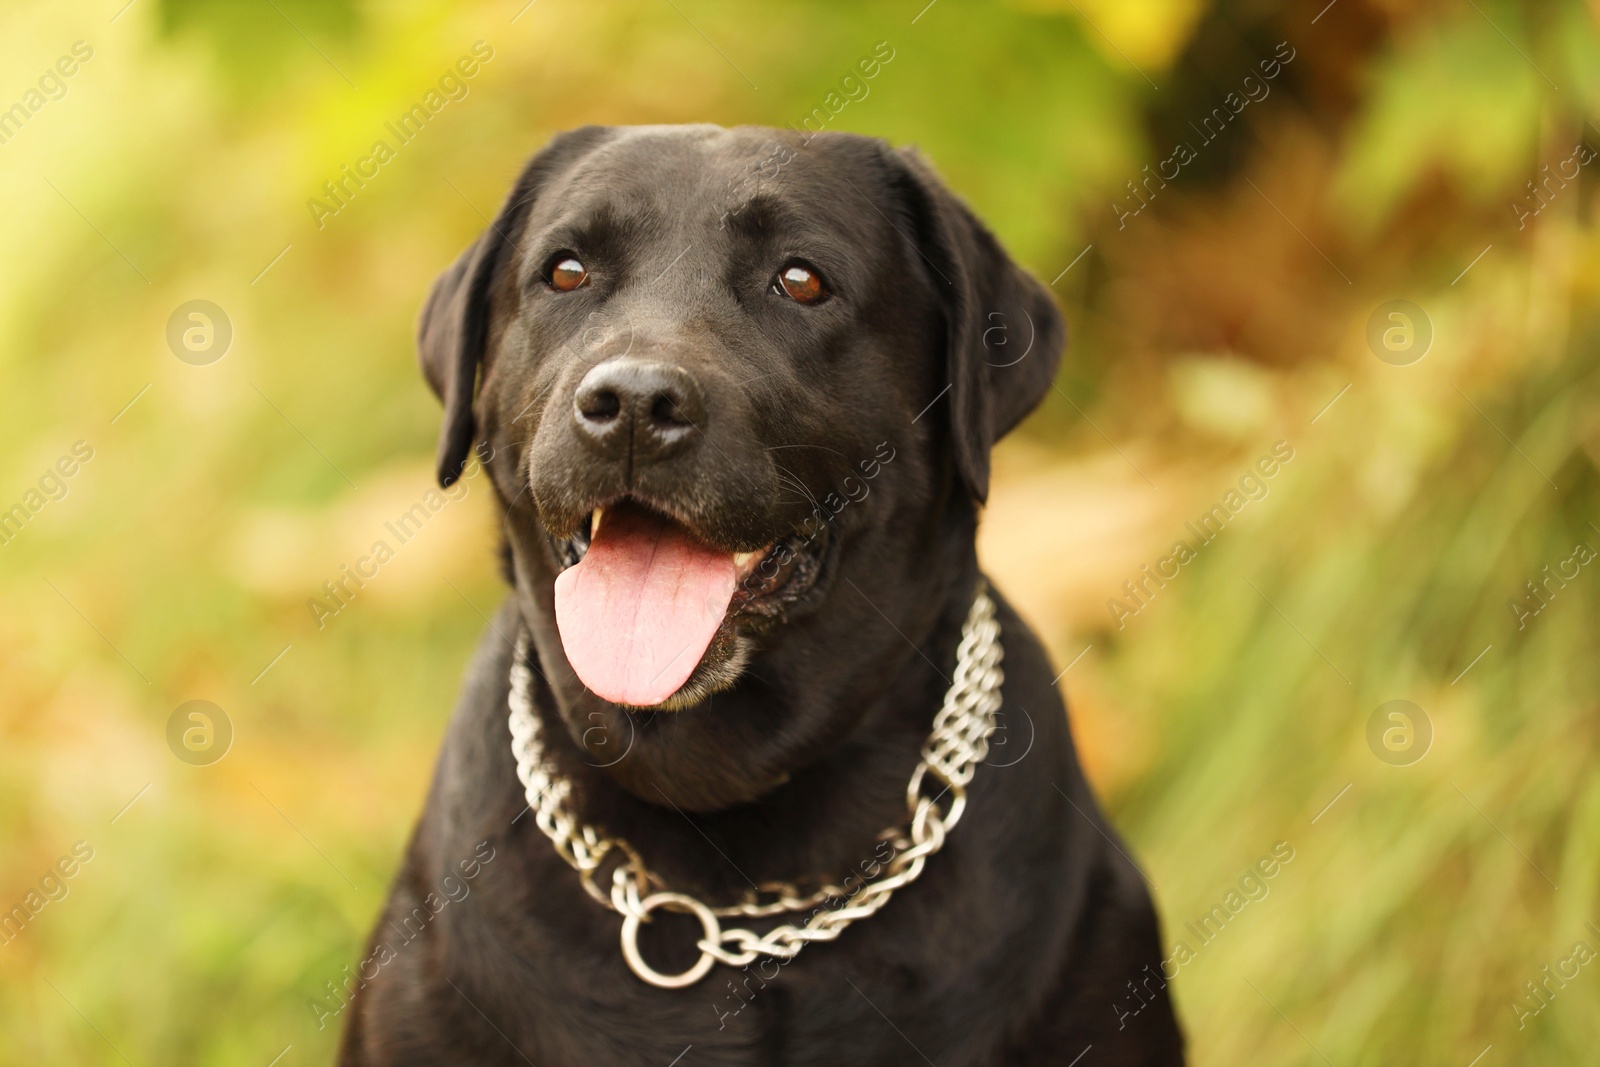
<box><xmin>0</xmin><ymin>0</ymin><xmax>1594</xmax><ymax>1063</ymax></box>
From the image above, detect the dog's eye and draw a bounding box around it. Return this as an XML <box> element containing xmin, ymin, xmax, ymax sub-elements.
<box><xmin>547</xmin><ymin>254</ymin><xmax>590</xmax><ymax>292</ymax></box>
<box><xmin>772</xmin><ymin>262</ymin><xmax>828</xmax><ymax>305</ymax></box>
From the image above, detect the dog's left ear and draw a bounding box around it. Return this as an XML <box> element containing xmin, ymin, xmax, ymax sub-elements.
<box><xmin>890</xmin><ymin>147</ymin><xmax>1066</xmax><ymax>503</ymax></box>
<box><xmin>418</xmin><ymin>126</ymin><xmax>615</xmax><ymax>487</ymax></box>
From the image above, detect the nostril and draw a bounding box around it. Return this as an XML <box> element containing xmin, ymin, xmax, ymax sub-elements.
<box><xmin>650</xmin><ymin>393</ymin><xmax>692</xmax><ymax>428</ymax></box>
<box><xmin>578</xmin><ymin>388</ymin><xmax>621</xmax><ymax>422</ymax></box>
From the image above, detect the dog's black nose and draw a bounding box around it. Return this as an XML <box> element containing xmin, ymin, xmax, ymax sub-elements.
<box><xmin>573</xmin><ymin>359</ymin><xmax>706</xmax><ymax>468</ymax></box>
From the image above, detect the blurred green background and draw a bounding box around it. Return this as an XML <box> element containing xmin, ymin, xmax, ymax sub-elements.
<box><xmin>2</xmin><ymin>0</ymin><xmax>1597</xmax><ymax>1062</ymax></box>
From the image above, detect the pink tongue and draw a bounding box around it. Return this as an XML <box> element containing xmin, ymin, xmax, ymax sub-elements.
<box><xmin>554</xmin><ymin>507</ymin><xmax>737</xmax><ymax>706</ymax></box>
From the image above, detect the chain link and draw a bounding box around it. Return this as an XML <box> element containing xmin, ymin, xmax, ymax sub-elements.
<box><xmin>508</xmin><ymin>582</ymin><xmax>1004</xmax><ymax>988</ymax></box>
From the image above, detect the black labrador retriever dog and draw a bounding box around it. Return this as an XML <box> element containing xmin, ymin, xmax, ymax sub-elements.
<box><xmin>338</xmin><ymin>124</ymin><xmax>1183</xmax><ymax>1066</ymax></box>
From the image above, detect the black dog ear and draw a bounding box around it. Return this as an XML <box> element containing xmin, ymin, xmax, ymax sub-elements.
<box><xmin>417</xmin><ymin>126</ymin><xmax>615</xmax><ymax>487</ymax></box>
<box><xmin>890</xmin><ymin>147</ymin><xmax>1066</xmax><ymax>503</ymax></box>
<box><xmin>418</xmin><ymin>230</ymin><xmax>495</xmax><ymax>487</ymax></box>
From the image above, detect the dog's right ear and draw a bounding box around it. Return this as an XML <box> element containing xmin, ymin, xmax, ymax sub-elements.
<box><xmin>417</xmin><ymin>126</ymin><xmax>614</xmax><ymax>487</ymax></box>
<box><xmin>417</xmin><ymin>230</ymin><xmax>495</xmax><ymax>487</ymax></box>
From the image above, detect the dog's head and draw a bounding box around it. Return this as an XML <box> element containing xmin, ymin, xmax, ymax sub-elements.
<box><xmin>420</xmin><ymin>125</ymin><xmax>1062</xmax><ymax>809</ymax></box>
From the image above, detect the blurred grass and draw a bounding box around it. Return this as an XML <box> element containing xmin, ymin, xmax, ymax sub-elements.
<box><xmin>1</xmin><ymin>0</ymin><xmax>1597</xmax><ymax>1063</ymax></box>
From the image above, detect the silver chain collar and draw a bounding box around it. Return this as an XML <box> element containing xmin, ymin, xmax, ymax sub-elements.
<box><xmin>507</xmin><ymin>583</ymin><xmax>1004</xmax><ymax>988</ymax></box>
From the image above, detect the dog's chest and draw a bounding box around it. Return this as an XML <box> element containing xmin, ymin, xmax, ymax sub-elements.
<box><xmin>518</xmin><ymin>960</ymin><xmax>1017</xmax><ymax>1067</ymax></box>
<box><xmin>493</xmin><ymin>891</ymin><xmax>1041</xmax><ymax>1067</ymax></box>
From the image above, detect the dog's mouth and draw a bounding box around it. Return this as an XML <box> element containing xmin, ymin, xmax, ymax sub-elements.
<box><xmin>550</xmin><ymin>498</ymin><xmax>826</xmax><ymax>708</ymax></box>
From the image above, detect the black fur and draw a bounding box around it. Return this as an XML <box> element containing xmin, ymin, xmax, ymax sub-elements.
<box><xmin>341</xmin><ymin>124</ymin><xmax>1183</xmax><ymax>1065</ymax></box>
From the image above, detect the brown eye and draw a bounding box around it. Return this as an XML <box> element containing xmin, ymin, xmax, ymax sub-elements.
<box><xmin>549</xmin><ymin>255</ymin><xmax>589</xmax><ymax>292</ymax></box>
<box><xmin>773</xmin><ymin>262</ymin><xmax>828</xmax><ymax>305</ymax></box>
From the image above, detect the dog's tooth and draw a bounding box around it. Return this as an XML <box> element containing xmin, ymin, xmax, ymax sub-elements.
<box><xmin>734</xmin><ymin>550</ymin><xmax>758</xmax><ymax>569</ymax></box>
<box><xmin>591</xmin><ymin>507</ymin><xmax>604</xmax><ymax>537</ymax></box>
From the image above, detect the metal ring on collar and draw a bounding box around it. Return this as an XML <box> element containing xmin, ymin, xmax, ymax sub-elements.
<box><xmin>619</xmin><ymin>891</ymin><xmax>721</xmax><ymax>989</ymax></box>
